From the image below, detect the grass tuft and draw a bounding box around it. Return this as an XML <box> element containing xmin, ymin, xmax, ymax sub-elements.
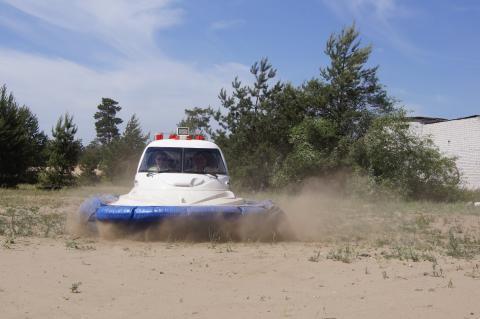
<box><xmin>327</xmin><ymin>245</ymin><xmax>357</xmax><ymax>263</ymax></box>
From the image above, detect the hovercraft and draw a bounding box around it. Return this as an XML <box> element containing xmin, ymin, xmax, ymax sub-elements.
<box><xmin>80</xmin><ymin>127</ymin><xmax>289</xmax><ymax>240</ymax></box>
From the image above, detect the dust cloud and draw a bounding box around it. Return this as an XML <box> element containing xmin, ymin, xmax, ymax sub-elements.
<box><xmin>71</xmin><ymin>178</ymin><xmax>389</xmax><ymax>243</ymax></box>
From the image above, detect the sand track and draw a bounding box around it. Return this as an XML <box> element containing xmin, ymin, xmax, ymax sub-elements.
<box><xmin>1</xmin><ymin>237</ymin><xmax>479</xmax><ymax>319</ymax></box>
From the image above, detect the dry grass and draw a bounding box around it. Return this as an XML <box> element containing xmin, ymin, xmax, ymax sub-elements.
<box><xmin>0</xmin><ymin>183</ymin><xmax>129</xmax><ymax>240</ymax></box>
<box><xmin>1</xmin><ymin>183</ymin><xmax>480</xmax><ymax>260</ymax></box>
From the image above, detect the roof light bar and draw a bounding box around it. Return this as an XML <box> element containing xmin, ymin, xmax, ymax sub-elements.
<box><xmin>153</xmin><ymin>129</ymin><xmax>205</xmax><ymax>141</ymax></box>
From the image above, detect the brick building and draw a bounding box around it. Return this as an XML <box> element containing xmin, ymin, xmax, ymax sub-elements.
<box><xmin>408</xmin><ymin>115</ymin><xmax>480</xmax><ymax>190</ymax></box>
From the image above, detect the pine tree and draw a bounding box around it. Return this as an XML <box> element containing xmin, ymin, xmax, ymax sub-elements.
<box><xmin>0</xmin><ymin>85</ymin><xmax>47</xmax><ymax>187</ymax></box>
<box><xmin>39</xmin><ymin>114</ymin><xmax>82</xmax><ymax>188</ymax></box>
<box><xmin>18</xmin><ymin>106</ymin><xmax>48</xmax><ymax>179</ymax></box>
<box><xmin>177</xmin><ymin>107</ymin><xmax>214</xmax><ymax>137</ymax></box>
<box><xmin>122</xmin><ymin>114</ymin><xmax>149</xmax><ymax>154</ymax></box>
<box><xmin>94</xmin><ymin>98</ymin><xmax>123</xmax><ymax>145</ymax></box>
<box><xmin>101</xmin><ymin>114</ymin><xmax>149</xmax><ymax>181</ymax></box>
<box><xmin>319</xmin><ymin>24</ymin><xmax>393</xmax><ymax>138</ymax></box>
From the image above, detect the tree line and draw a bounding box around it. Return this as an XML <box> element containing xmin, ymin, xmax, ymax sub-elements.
<box><xmin>0</xmin><ymin>25</ymin><xmax>463</xmax><ymax>200</ymax></box>
<box><xmin>0</xmin><ymin>92</ymin><xmax>148</xmax><ymax>188</ymax></box>
<box><xmin>178</xmin><ymin>25</ymin><xmax>462</xmax><ymax>201</ymax></box>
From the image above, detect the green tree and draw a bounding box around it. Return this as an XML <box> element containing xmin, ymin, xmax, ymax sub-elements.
<box><xmin>39</xmin><ymin>114</ymin><xmax>82</xmax><ymax>188</ymax></box>
<box><xmin>122</xmin><ymin>114</ymin><xmax>149</xmax><ymax>154</ymax></box>
<box><xmin>272</xmin><ymin>118</ymin><xmax>345</xmax><ymax>187</ymax></box>
<box><xmin>94</xmin><ymin>98</ymin><xmax>123</xmax><ymax>145</ymax></box>
<box><xmin>177</xmin><ymin>25</ymin><xmax>462</xmax><ymax>201</ymax></box>
<box><xmin>212</xmin><ymin>58</ymin><xmax>292</xmax><ymax>189</ymax></box>
<box><xmin>177</xmin><ymin>107</ymin><xmax>215</xmax><ymax>137</ymax></box>
<box><xmin>0</xmin><ymin>85</ymin><xmax>47</xmax><ymax>187</ymax></box>
<box><xmin>318</xmin><ymin>24</ymin><xmax>394</xmax><ymax>138</ymax></box>
<box><xmin>101</xmin><ymin>114</ymin><xmax>149</xmax><ymax>181</ymax></box>
<box><xmin>272</xmin><ymin>24</ymin><xmax>396</xmax><ymax>187</ymax></box>
<box><xmin>18</xmin><ymin>106</ymin><xmax>49</xmax><ymax>182</ymax></box>
<box><xmin>78</xmin><ymin>141</ymin><xmax>102</xmax><ymax>185</ymax></box>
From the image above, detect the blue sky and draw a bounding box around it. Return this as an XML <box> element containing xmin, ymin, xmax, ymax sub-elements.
<box><xmin>0</xmin><ymin>0</ymin><xmax>479</xmax><ymax>142</ymax></box>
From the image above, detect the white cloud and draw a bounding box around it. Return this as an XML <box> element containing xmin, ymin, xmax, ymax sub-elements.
<box><xmin>210</xmin><ymin>19</ymin><xmax>245</xmax><ymax>31</ymax></box>
<box><xmin>322</xmin><ymin>0</ymin><xmax>426</xmax><ymax>59</ymax></box>
<box><xmin>0</xmin><ymin>49</ymin><xmax>249</xmax><ymax>142</ymax></box>
<box><xmin>3</xmin><ymin>0</ymin><xmax>183</xmax><ymax>58</ymax></box>
<box><xmin>325</xmin><ymin>0</ymin><xmax>397</xmax><ymax>21</ymax></box>
<box><xmin>0</xmin><ymin>1</ymin><xmax>252</xmax><ymax>142</ymax></box>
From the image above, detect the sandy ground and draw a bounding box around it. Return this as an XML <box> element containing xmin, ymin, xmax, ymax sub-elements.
<box><xmin>2</xmin><ymin>185</ymin><xmax>480</xmax><ymax>318</ymax></box>
<box><xmin>1</xmin><ymin>237</ymin><xmax>480</xmax><ymax>319</ymax></box>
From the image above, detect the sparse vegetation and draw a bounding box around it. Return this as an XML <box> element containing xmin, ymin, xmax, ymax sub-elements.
<box><xmin>70</xmin><ymin>282</ymin><xmax>82</xmax><ymax>293</ymax></box>
<box><xmin>327</xmin><ymin>244</ymin><xmax>357</xmax><ymax>263</ymax></box>
<box><xmin>1</xmin><ymin>184</ymin><xmax>479</xmax><ymax>263</ymax></box>
<box><xmin>431</xmin><ymin>261</ymin><xmax>444</xmax><ymax>277</ymax></box>
<box><xmin>0</xmin><ymin>206</ymin><xmax>65</xmax><ymax>238</ymax></box>
<box><xmin>446</xmin><ymin>230</ymin><xmax>480</xmax><ymax>259</ymax></box>
<box><xmin>65</xmin><ymin>238</ymin><xmax>96</xmax><ymax>250</ymax></box>
<box><xmin>308</xmin><ymin>250</ymin><xmax>321</xmax><ymax>262</ymax></box>
<box><xmin>464</xmin><ymin>264</ymin><xmax>480</xmax><ymax>279</ymax></box>
<box><xmin>382</xmin><ymin>246</ymin><xmax>436</xmax><ymax>262</ymax></box>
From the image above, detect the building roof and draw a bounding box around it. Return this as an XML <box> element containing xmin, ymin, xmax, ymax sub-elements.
<box><xmin>448</xmin><ymin>115</ymin><xmax>480</xmax><ymax>121</ymax></box>
<box><xmin>407</xmin><ymin>115</ymin><xmax>480</xmax><ymax>125</ymax></box>
<box><xmin>406</xmin><ymin>116</ymin><xmax>448</xmax><ymax>124</ymax></box>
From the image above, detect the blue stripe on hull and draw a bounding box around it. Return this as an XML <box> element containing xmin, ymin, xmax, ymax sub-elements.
<box><xmin>96</xmin><ymin>205</ymin><xmax>135</xmax><ymax>221</ymax></box>
<box><xmin>95</xmin><ymin>202</ymin><xmax>272</xmax><ymax>222</ymax></box>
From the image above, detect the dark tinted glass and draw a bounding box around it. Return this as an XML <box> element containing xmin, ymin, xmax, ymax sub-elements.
<box><xmin>138</xmin><ymin>147</ymin><xmax>227</xmax><ymax>175</ymax></box>
<box><xmin>183</xmin><ymin>148</ymin><xmax>227</xmax><ymax>175</ymax></box>
<box><xmin>138</xmin><ymin>147</ymin><xmax>182</xmax><ymax>173</ymax></box>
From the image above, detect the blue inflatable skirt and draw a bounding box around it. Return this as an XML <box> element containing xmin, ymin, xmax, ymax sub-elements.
<box><xmin>80</xmin><ymin>196</ymin><xmax>277</xmax><ymax>223</ymax></box>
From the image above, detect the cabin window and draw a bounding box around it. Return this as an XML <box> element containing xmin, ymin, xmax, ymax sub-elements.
<box><xmin>138</xmin><ymin>147</ymin><xmax>226</xmax><ymax>175</ymax></box>
<box><xmin>138</xmin><ymin>147</ymin><xmax>182</xmax><ymax>173</ymax></box>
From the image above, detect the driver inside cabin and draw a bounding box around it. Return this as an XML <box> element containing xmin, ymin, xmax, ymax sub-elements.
<box><xmin>192</xmin><ymin>152</ymin><xmax>207</xmax><ymax>172</ymax></box>
<box><xmin>191</xmin><ymin>151</ymin><xmax>216</xmax><ymax>173</ymax></box>
<box><xmin>150</xmin><ymin>151</ymin><xmax>171</xmax><ymax>172</ymax></box>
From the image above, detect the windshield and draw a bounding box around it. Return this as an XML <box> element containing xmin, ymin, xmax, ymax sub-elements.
<box><xmin>183</xmin><ymin>148</ymin><xmax>227</xmax><ymax>175</ymax></box>
<box><xmin>138</xmin><ymin>147</ymin><xmax>227</xmax><ymax>175</ymax></box>
<box><xmin>138</xmin><ymin>147</ymin><xmax>182</xmax><ymax>173</ymax></box>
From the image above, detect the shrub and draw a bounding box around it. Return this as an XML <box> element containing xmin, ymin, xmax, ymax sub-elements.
<box><xmin>38</xmin><ymin>114</ymin><xmax>81</xmax><ymax>189</ymax></box>
<box><xmin>353</xmin><ymin>114</ymin><xmax>462</xmax><ymax>201</ymax></box>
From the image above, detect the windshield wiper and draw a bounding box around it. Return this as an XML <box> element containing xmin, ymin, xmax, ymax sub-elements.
<box><xmin>184</xmin><ymin>170</ymin><xmax>219</xmax><ymax>179</ymax></box>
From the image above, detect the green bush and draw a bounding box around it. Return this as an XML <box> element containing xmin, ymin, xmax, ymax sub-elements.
<box><xmin>353</xmin><ymin>114</ymin><xmax>462</xmax><ymax>201</ymax></box>
<box><xmin>38</xmin><ymin>114</ymin><xmax>81</xmax><ymax>189</ymax></box>
<box><xmin>271</xmin><ymin>118</ymin><xmax>348</xmax><ymax>187</ymax></box>
<box><xmin>78</xmin><ymin>142</ymin><xmax>102</xmax><ymax>185</ymax></box>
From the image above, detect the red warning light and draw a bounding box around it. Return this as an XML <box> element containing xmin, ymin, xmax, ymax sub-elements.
<box><xmin>154</xmin><ymin>133</ymin><xmax>163</xmax><ymax>140</ymax></box>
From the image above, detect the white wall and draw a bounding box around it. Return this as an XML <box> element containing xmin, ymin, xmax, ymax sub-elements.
<box><xmin>410</xmin><ymin>117</ymin><xmax>480</xmax><ymax>190</ymax></box>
